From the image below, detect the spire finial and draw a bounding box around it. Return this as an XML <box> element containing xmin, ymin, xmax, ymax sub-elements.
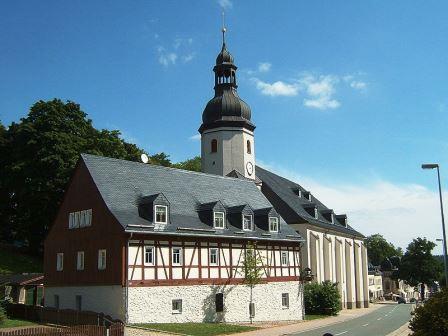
<box><xmin>221</xmin><ymin>11</ymin><xmax>226</xmax><ymax>47</ymax></box>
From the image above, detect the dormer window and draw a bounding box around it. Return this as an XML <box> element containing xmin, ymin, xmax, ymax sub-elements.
<box><xmin>214</xmin><ymin>212</ymin><xmax>225</xmax><ymax>229</ymax></box>
<box><xmin>303</xmin><ymin>191</ymin><xmax>312</xmax><ymax>201</ymax></box>
<box><xmin>314</xmin><ymin>208</ymin><xmax>318</xmax><ymax>219</ymax></box>
<box><xmin>297</xmin><ymin>190</ymin><xmax>301</xmax><ymax>198</ymax></box>
<box><xmin>243</xmin><ymin>215</ymin><xmax>253</xmax><ymax>231</ymax></box>
<box><xmin>155</xmin><ymin>205</ymin><xmax>168</xmax><ymax>224</ymax></box>
<box><xmin>330</xmin><ymin>213</ymin><xmax>334</xmax><ymax>224</ymax></box>
<box><xmin>269</xmin><ymin>217</ymin><xmax>279</xmax><ymax>232</ymax></box>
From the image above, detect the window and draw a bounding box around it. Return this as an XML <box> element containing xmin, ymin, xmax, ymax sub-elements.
<box><xmin>54</xmin><ymin>295</ymin><xmax>60</xmax><ymax>309</ymax></box>
<box><xmin>144</xmin><ymin>246</ymin><xmax>155</xmax><ymax>265</ymax></box>
<box><xmin>242</xmin><ymin>215</ymin><xmax>253</xmax><ymax>231</ymax></box>
<box><xmin>56</xmin><ymin>253</ymin><xmax>64</xmax><ymax>271</ymax></box>
<box><xmin>155</xmin><ymin>205</ymin><xmax>168</xmax><ymax>224</ymax></box>
<box><xmin>269</xmin><ymin>217</ymin><xmax>279</xmax><ymax>232</ymax></box>
<box><xmin>77</xmin><ymin>251</ymin><xmax>84</xmax><ymax>271</ymax></box>
<box><xmin>69</xmin><ymin>209</ymin><xmax>92</xmax><ymax>229</ymax></box>
<box><xmin>330</xmin><ymin>213</ymin><xmax>334</xmax><ymax>224</ymax></box>
<box><xmin>98</xmin><ymin>249</ymin><xmax>106</xmax><ymax>270</ymax></box>
<box><xmin>215</xmin><ymin>293</ymin><xmax>224</xmax><ymax>312</ymax></box>
<box><xmin>211</xmin><ymin>139</ymin><xmax>218</xmax><ymax>153</ymax></box>
<box><xmin>281</xmin><ymin>251</ymin><xmax>288</xmax><ymax>266</ymax></box>
<box><xmin>247</xmin><ymin>140</ymin><xmax>252</xmax><ymax>154</ymax></box>
<box><xmin>210</xmin><ymin>248</ymin><xmax>218</xmax><ymax>265</ymax></box>
<box><xmin>282</xmin><ymin>293</ymin><xmax>289</xmax><ymax>308</ymax></box>
<box><xmin>75</xmin><ymin>295</ymin><xmax>82</xmax><ymax>311</ymax></box>
<box><xmin>172</xmin><ymin>299</ymin><xmax>182</xmax><ymax>314</ymax></box>
<box><xmin>172</xmin><ymin>247</ymin><xmax>182</xmax><ymax>265</ymax></box>
<box><xmin>214</xmin><ymin>212</ymin><xmax>225</xmax><ymax>229</ymax></box>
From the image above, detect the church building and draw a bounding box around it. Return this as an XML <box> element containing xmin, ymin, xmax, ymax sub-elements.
<box><xmin>43</xmin><ymin>29</ymin><xmax>305</xmax><ymax>323</ymax></box>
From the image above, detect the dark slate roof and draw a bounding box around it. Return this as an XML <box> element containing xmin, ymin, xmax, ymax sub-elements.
<box><xmin>81</xmin><ymin>154</ymin><xmax>303</xmax><ymax>243</ymax></box>
<box><xmin>0</xmin><ymin>273</ymin><xmax>44</xmax><ymax>286</ymax></box>
<box><xmin>256</xmin><ymin>166</ymin><xmax>364</xmax><ymax>238</ymax></box>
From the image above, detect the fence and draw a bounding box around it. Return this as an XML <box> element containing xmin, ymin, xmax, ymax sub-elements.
<box><xmin>0</xmin><ymin>324</ymin><xmax>123</xmax><ymax>336</ymax></box>
<box><xmin>6</xmin><ymin>304</ymin><xmax>122</xmax><ymax>327</ymax></box>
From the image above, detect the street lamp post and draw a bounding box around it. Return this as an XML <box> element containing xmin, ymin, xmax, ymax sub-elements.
<box><xmin>422</xmin><ymin>163</ymin><xmax>448</xmax><ymax>286</ymax></box>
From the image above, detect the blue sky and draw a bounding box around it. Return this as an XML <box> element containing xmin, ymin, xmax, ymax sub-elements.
<box><xmin>1</xmin><ymin>0</ymin><xmax>448</xmax><ymax>251</ymax></box>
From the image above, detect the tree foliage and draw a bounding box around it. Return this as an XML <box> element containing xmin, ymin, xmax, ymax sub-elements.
<box><xmin>365</xmin><ymin>234</ymin><xmax>402</xmax><ymax>266</ymax></box>
<box><xmin>409</xmin><ymin>288</ymin><xmax>448</xmax><ymax>336</ymax></box>
<box><xmin>304</xmin><ymin>281</ymin><xmax>341</xmax><ymax>316</ymax></box>
<box><xmin>172</xmin><ymin>156</ymin><xmax>201</xmax><ymax>172</ymax></box>
<box><xmin>0</xmin><ymin>100</ymin><xmax>146</xmax><ymax>252</ymax></box>
<box><xmin>399</xmin><ymin>238</ymin><xmax>442</xmax><ymax>287</ymax></box>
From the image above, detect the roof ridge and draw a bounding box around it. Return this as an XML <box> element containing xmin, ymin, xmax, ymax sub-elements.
<box><xmin>81</xmin><ymin>153</ymin><xmax>256</xmax><ymax>184</ymax></box>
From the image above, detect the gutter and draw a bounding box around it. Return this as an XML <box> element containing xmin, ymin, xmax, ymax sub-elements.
<box><xmin>124</xmin><ymin>229</ymin><xmax>305</xmax><ymax>243</ymax></box>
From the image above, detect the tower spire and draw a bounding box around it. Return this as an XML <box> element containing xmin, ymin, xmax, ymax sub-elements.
<box><xmin>221</xmin><ymin>11</ymin><xmax>226</xmax><ymax>47</ymax></box>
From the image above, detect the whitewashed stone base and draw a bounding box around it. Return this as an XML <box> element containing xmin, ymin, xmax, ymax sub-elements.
<box><xmin>44</xmin><ymin>286</ymin><xmax>125</xmax><ymax>320</ymax></box>
<box><xmin>128</xmin><ymin>281</ymin><xmax>303</xmax><ymax>324</ymax></box>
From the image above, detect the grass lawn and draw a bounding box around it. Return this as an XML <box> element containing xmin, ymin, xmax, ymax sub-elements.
<box><xmin>0</xmin><ymin>245</ymin><xmax>42</xmax><ymax>274</ymax></box>
<box><xmin>133</xmin><ymin>323</ymin><xmax>258</xmax><ymax>336</ymax></box>
<box><xmin>0</xmin><ymin>318</ymin><xmax>37</xmax><ymax>329</ymax></box>
<box><xmin>304</xmin><ymin>314</ymin><xmax>330</xmax><ymax>321</ymax></box>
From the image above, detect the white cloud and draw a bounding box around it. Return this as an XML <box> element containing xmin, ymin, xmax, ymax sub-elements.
<box><xmin>301</xmin><ymin>75</ymin><xmax>341</xmax><ymax>110</ymax></box>
<box><xmin>350</xmin><ymin>81</ymin><xmax>367</xmax><ymax>90</ymax></box>
<box><xmin>156</xmin><ymin>37</ymin><xmax>195</xmax><ymax>67</ymax></box>
<box><xmin>218</xmin><ymin>0</ymin><xmax>233</xmax><ymax>10</ymax></box>
<box><xmin>259</xmin><ymin>161</ymin><xmax>445</xmax><ymax>254</ymax></box>
<box><xmin>252</xmin><ymin>78</ymin><xmax>299</xmax><ymax>97</ymax></box>
<box><xmin>258</xmin><ymin>62</ymin><xmax>271</xmax><ymax>73</ymax></box>
<box><xmin>189</xmin><ymin>134</ymin><xmax>201</xmax><ymax>141</ymax></box>
<box><xmin>157</xmin><ymin>47</ymin><xmax>177</xmax><ymax>66</ymax></box>
<box><xmin>182</xmin><ymin>53</ymin><xmax>196</xmax><ymax>63</ymax></box>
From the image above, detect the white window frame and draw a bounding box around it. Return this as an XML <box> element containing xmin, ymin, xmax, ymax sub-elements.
<box><xmin>172</xmin><ymin>299</ymin><xmax>182</xmax><ymax>314</ymax></box>
<box><xmin>80</xmin><ymin>210</ymin><xmax>86</xmax><ymax>227</ymax></box>
<box><xmin>213</xmin><ymin>212</ymin><xmax>225</xmax><ymax>229</ymax></box>
<box><xmin>86</xmin><ymin>209</ymin><xmax>92</xmax><ymax>226</ymax></box>
<box><xmin>269</xmin><ymin>217</ymin><xmax>279</xmax><ymax>232</ymax></box>
<box><xmin>314</xmin><ymin>208</ymin><xmax>318</xmax><ymax>219</ymax></box>
<box><xmin>281</xmin><ymin>251</ymin><xmax>288</xmax><ymax>266</ymax></box>
<box><xmin>172</xmin><ymin>247</ymin><xmax>182</xmax><ymax>265</ymax></box>
<box><xmin>282</xmin><ymin>293</ymin><xmax>289</xmax><ymax>308</ymax></box>
<box><xmin>77</xmin><ymin>251</ymin><xmax>84</xmax><ymax>271</ymax></box>
<box><xmin>242</xmin><ymin>214</ymin><xmax>253</xmax><ymax>231</ymax></box>
<box><xmin>209</xmin><ymin>248</ymin><xmax>218</xmax><ymax>265</ymax></box>
<box><xmin>98</xmin><ymin>249</ymin><xmax>107</xmax><ymax>270</ymax></box>
<box><xmin>56</xmin><ymin>253</ymin><xmax>64</xmax><ymax>271</ymax></box>
<box><xmin>69</xmin><ymin>213</ymin><xmax>74</xmax><ymax>229</ymax></box>
<box><xmin>330</xmin><ymin>213</ymin><xmax>334</xmax><ymax>224</ymax></box>
<box><xmin>144</xmin><ymin>246</ymin><xmax>155</xmax><ymax>265</ymax></box>
<box><xmin>154</xmin><ymin>205</ymin><xmax>168</xmax><ymax>224</ymax></box>
<box><xmin>297</xmin><ymin>190</ymin><xmax>302</xmax><ymax>198</ymax></box>
<box><xmin>74</xmin><ymin>212</ymin><xmax>80</xmax><ymax>228</ymax></box>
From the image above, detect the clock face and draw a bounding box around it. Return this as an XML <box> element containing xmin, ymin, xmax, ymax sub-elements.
<box><xmin>246</xmin><ymin>162</ymin><xmax>254</xmax><ymax>176</ymax></box>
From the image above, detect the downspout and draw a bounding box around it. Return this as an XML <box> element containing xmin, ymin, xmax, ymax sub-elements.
<box><xmin>125</xmin><ymin>232</ymin><xmax>133</xmax><ymax>324</ymax></box>
<box><xmin>352</xmin><ymin>237</ymin><xmax>358</xmax><ymax>307</ymax></box>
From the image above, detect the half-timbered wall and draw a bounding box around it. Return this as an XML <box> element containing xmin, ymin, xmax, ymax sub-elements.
<box><xmin>127</xmin><ymin>238</ymin><xmax>301</xmax><ymax>286</ymax></box>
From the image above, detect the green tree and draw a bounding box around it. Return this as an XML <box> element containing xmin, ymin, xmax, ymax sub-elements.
<box><xmin>365</xmin><ymin>234</ymin><xmax>403</xmax><ymax>266</ymax></box>
<box><xmin>399</xmin><ymin>238</ymin><xmax>442</xmax><ymax>288</ymax></box>
<box><xmin>149</xmin><ymin>152</ymin><xmax>172</xmax><ymax>167</ymax></box>
<box><xmin>172</xmin><ymin>156</ymin><xmax>201</xmax><ymax>172</ymax></box>
<box><xmin>409</xmin><ymin>288</ymin><xmax>448</xmax><ymax>336</ymax></box>
<box><xmin>0</xmin><ymin>99</ymin><xmax>146</xmax><ymax>252</ymax></box>
<box><xmin>241</xmin><ymin>242</ymin><xmax>264</xmax><ymax>323</ymax></box>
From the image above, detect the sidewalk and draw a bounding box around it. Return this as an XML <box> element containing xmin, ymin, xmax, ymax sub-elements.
<box><xmin>236</xmin><ymin>304</ymin><xmax>382</xmax><ymax>336</ymax></box>
<box><xmin>386</xmin><ymin>322</ymin><xmax>411</xmax><ymax>336</ymax></box>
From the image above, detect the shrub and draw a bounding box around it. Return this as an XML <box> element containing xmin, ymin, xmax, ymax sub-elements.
<box><xmin>304</xmin><ymin>281</ymin><xmax>341</xmax><ymax>316</ymax></box>
<box><xmin>409</xmin><ymin>288</ymin><xmax>448</xmax><ymax>336</ymax></box>
<box><xmin>0</xmin><ymin>305</ymin><xmax>6</xmax><ymax>325</ymax></box>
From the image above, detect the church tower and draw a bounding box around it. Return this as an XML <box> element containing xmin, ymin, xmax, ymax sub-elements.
<box><xmin>199</xmin><ymin>26</ymin><xmax>256</xmax><ymax>179</ymax></box>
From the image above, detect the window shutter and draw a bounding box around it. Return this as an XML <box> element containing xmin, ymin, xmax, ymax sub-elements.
<box><xmin>215</xmin><ymin>293</ymin><xmax>224</xmax><ymax>312</ymax></box>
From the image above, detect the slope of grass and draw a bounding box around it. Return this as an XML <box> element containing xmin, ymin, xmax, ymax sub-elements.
<box><xmin>0</xmin><ymin>318</ymin><xmax>37</xmax><ymax>329</ymax></box>
<box><xmin>133</xmin><ymin>323</ymin><xmax>258</xmax><ymax>336</ymax></box>
<box><xmin>0</xmin><ymin>246</ymin><xmax>42</xmax><ymax>274</ymax></box>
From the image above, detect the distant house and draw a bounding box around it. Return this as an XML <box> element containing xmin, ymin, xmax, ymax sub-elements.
<box><xmin>0</xmin><ymin>273</ymin><xmax>44</xmax><ymax>305</ymax></box>
<box><xmin>367</xmin><ymin>265</ymin><xmax>383</xmax><ymax>301</ymax></box>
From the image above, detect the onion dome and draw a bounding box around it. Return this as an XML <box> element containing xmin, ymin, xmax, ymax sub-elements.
<box><xmin>199</xmin><ymin>27</ymin><xmax>255</xmax><ymax>134</ymax></box>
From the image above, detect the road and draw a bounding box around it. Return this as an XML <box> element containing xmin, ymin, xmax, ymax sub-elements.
<box><xmin>292</xmin><ymin>304</ymin><xmax>412</xmax><ymax>336</ymax></box>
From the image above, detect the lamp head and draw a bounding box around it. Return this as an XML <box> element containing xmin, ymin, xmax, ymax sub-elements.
<box><xmin>422</xmin><ymin>163</ymin><xmax>439</xmax><ymax>169</ymax></box>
